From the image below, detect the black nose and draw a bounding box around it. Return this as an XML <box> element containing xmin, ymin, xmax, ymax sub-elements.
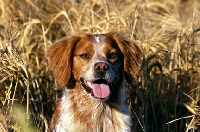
<box><xmin>94</xmin><ymin>62</ymin><xmax>109</xmax><ymax>73</ymax></box>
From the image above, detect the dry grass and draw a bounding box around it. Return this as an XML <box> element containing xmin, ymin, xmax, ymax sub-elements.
<box><xmin>0</xmin><ymin>0</ymin><xmax>200</xmax><ymax>131</ymax></box>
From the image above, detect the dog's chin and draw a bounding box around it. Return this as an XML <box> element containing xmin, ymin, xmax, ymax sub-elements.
<box><xmin>80</xmin><ymin>77</ymin><xmax>112</xmax><ymax>101</ymax></box>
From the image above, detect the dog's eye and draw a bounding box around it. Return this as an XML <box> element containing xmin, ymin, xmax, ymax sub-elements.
<box><xmin>108</xmin><ymin>52</ymin><xmax>118</xmax><ymax>59</ymax></box>
<box><xmin>79</xmin><ymin>53</ymin><xmax>90</xmax><ymax>59</ymax></box>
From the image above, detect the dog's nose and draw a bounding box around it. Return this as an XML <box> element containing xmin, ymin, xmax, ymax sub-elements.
<box><xmin>94</xmin><ymin>62</ymin><xmax>109</xmax><ymax>73</ymax></box>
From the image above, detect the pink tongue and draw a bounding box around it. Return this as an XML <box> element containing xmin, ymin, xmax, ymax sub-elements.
<box><xmin>92</xmin><ymin>83</ymin><xmax>110</xmax><ymax>98</ymax></box>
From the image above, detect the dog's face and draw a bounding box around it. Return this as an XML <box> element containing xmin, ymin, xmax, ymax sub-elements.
<box><xmin>73</xmin><ymin>34</ymin><xmax>124</xmax><ymax>99</ymax></box>
<box><xmin>47</xmin><ymin>32</ymin><xmax>143</xmax><ymax>100</ymax></box>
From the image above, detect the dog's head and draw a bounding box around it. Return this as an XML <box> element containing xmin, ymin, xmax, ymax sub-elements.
<box><xmin>47</xmin><ymin>32</ymin><xmax>143</xmax><ymax>100</ymax></box>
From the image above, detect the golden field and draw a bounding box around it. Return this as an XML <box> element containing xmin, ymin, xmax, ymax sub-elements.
<box><xmin>0</xmin><ymin>0</ymin><xmax>200</xmax><ymax>131</ymax></box>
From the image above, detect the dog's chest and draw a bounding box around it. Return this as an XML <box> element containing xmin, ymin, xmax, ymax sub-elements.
<box><xmin>55</xmin><ymin>95</ymin><xmax>131</xmax><ymax>132</ymax></box>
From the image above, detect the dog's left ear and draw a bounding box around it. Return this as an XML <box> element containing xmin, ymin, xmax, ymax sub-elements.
<box><xmin>106</xmin><ymin>32</ymin><xmax>143</xmax><ymax>84</ymax></box>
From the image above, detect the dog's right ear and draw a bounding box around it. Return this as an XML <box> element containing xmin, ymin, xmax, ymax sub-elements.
<box><xmin>106</xmin><ymin>32</ymin><xmax>143</xmax><ymax>85</ymax></box>
<box><xmin>47</xmin><ymin>36</ymin><xmax>81</xmax><ymax>87</ymax></box>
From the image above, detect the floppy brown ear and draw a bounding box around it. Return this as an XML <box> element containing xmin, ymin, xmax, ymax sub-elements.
<box><xmin>106</xmin><ymin>32</ymin><xmax>143</xmax><ymax>84</ymax></box>
<box><xmin>47</xmin><ymin>36</ymin><xmax>81</xmax><ymax>87</ymax></box>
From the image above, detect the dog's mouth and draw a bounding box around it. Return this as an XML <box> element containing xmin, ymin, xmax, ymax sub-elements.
<box><xmin>80</xmin><ymin>77</ymin><xmax>111</xmax><ymax>99</ymax></box>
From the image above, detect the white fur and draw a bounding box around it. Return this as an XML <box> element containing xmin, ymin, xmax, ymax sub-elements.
<box><xmin>95</xmin><ymin>35</ymin><xmax>100</xmax><ymax>43</ymax></box>
<box><xmin>54</xmin><ymin>95</ymin><xmax>81</xmax><ymax>132</ymax></box>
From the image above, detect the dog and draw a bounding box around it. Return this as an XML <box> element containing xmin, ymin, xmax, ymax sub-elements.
<box><xmin>47</xmin><ymin>32</ymin><xmax>143</xmax><ymax>132</ymax></box>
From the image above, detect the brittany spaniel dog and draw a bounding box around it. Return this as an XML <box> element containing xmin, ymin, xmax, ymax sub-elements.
<box><xmin>47</xmin><ymin>32</ymin><xmax>143</xmax><ymax>132</ymax></box>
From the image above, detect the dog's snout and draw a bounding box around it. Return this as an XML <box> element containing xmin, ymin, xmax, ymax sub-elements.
<box><xmin>94</xmin><ymin>62</ymin><xmax>109</xmax><ymax>73</ymax></box>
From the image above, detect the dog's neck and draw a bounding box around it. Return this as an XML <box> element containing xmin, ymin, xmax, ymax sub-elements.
<box><xmin>63</xmin><ymin>83</ymin><xmax>130</xmax><ymax>132</ymax></box>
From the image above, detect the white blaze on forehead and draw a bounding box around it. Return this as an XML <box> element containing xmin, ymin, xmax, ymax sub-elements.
<box><xmin>95</xmin><ymin>35</ymin><xmax>100</xmax><ymax>43</ymax></box>
<box><xmin>92</xmin><ymin>34</ymin><xmax>106</xmax><ymax>56</ymax></box>
<box><xmin>93</xmin><ymin>34</ymin><xmax>106</xmax><ymax>44</ymax></box>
